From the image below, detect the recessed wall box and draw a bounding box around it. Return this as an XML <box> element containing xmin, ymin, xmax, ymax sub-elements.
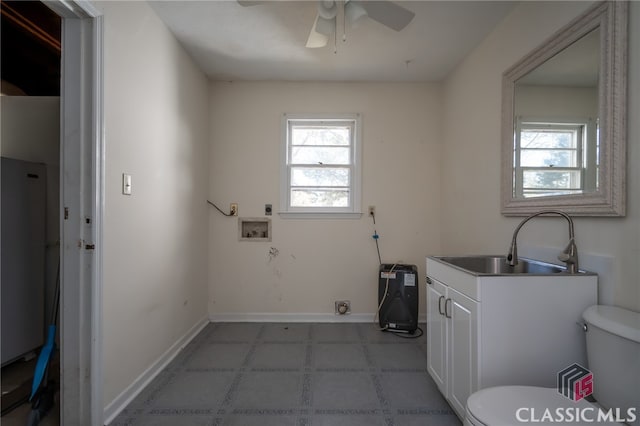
<box><xmin>239</xmin><ymin>218</ymin><xmax>271</xmax><ymax>242</ymax></box>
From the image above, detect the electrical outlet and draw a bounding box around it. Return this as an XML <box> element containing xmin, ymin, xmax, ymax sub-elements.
<box><xmin>368</xmin><ymin>205</ymin><xmax>375</xmax><ymax>216</ymax></box>
<box><xmin>230</xmin><ymin>203</ymin><xmax>238</xmax><ymax>216</ymax></box>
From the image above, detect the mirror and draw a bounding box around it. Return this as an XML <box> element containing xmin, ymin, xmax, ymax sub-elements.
<box><xmin>501</xmin><ymin>1</ymin><xmax>627</xmax><ymax>216</ymax></box>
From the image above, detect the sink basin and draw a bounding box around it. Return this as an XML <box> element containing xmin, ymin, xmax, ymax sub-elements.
<box><xmin>432</xmin><ymin>255</ymin><xmax>576</xmax><ymax>275</ymax></box>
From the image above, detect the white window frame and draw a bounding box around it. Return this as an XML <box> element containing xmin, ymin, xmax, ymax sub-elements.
<box><xmin>514</xmin><ymin>116</ymin><xmax>595</xmax><ymax>198</ymax></box>
<box><xmin>280</xmin><ymin>113</ymin><xmax>362</xmax><ymax>218</ymax></box>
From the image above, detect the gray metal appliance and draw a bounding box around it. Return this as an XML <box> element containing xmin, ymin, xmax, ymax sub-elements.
<box><xmin>378</xmin><ymin>264</ymin><xmax>418</xmax><ymax>333</ymax></box>
<box><xmin>1</xmin><ymin>157</ymin><xmax>46</xmax><ymax>365</ymax></box>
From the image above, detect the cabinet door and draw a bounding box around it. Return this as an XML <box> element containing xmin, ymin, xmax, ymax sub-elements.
<box><xmin>447</xmin><ymin>287</ymin><xmax>478</xmax><ymax>419</ymax></box>
<box><xmin>426</xmin><ymin>277</ymin><xmax>447</xmax><ymax>394</ymax></box>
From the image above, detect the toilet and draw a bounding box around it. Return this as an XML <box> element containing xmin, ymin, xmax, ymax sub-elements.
<box><xmin>464</xmin><ymin>305</ymin><xmax>640</xmax><ymax>426</ymax></box>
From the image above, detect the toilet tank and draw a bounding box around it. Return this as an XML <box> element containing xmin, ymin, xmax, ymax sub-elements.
<box><xmin>583</xmin><ymin>305</ymin><xmax>640</xmax><ymax>423</ymax></box>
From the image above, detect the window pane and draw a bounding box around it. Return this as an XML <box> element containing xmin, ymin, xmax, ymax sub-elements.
<box><xmin>520</xmin><ymin>150</ymin><xmax>576</xmax><ymax>167</ymax></box>
<box><xmin>290</xmin><ymin>189</ymin><xmax>349</xmax><ymax>207</ymax></box>
<box><xmin>520</xmin><ymin>130</ymin><xmax>577</xmax><ymax>149</ymax></box>
<box><xmin>292</xmin><ymin>127</ymin><xmax>350</xmax><ymax>146</ymax></box>
<box><xmin>523</xmin><ymin>169</ymin><xmax>582</xmax><ymax>189</ymax></box>
<box><xmin>291</xmin><ymin>167</ymin><xmax>349</xmax><ymax>187</ymax></box>
<box><xmin>291</xmin><ymin>147</ymin><xmax>350</xmax><ymax>165</ymax></box>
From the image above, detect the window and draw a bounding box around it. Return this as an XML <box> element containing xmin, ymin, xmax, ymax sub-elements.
<box><xmin>514</xmin><ymin>118</ymin><xmax>596</xmax><ymax>198</ymax></box>
<box><xmin>280</xmin><ymin>114</ymin><xmax>361</xmax><ymax>217</ymax></box>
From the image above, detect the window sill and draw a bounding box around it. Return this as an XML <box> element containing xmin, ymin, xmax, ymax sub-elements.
<box><xmin>279</xmin><ymin>212</ymin><xmax>363</xmax><ymax>219</ymax></box>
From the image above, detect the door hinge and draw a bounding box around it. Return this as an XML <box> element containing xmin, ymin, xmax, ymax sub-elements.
<box><xmin>64</xmin><ymin>207</ymin><xmax>69</xmax><ymax>220</ymax></box>
<box><xmin>85</xmin><ymin>244</ymin><xmax>95</xmax><ymax>250</ymax></box>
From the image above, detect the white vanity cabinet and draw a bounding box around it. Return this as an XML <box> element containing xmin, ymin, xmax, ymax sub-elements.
<box><xmin>426</xmin><ymin>256</ymin><xmax>598</xmax><ymax>420</ymax></box>
<box><xmin>426</xmin><ymin>276</ymin><xmax>478</xmax><ymax>418</ymax></box>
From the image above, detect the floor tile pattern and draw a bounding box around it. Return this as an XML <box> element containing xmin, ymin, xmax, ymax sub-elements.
<box><xmin>111</xmin><ymin>323</ymin><xmax>460</xmax><ymax>426</ymax></box>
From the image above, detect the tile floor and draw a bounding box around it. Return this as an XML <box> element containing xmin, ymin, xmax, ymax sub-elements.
<box><xmin>111</xmin><ymin>322</ymin><xmax>460</xmax><ymax>426</ymax></box>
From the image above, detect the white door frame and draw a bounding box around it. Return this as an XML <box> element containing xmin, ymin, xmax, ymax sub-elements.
<box><xmin>44</xmin><ymin>1</ymin><xmax>104</xmax><ymax>425</ymax></box>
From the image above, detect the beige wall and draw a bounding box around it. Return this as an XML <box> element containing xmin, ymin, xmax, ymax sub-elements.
<box><xmin>97</xmin><ymin>1</ymin><xmax>210</xmax><ymax>406</ymax></box>
<box><xmin>0</xmin><ymin>96</ymin><xmax>59</xmax><ymax>163</ymax></box>
<box><xmin>208</xmin><ymin>82</ymin><xmax>441</xmax><ymax>318</ymax></box>
<box><xmin>441</xmin><ymin>1</ymin><xmax>640</xmax><ymax>311</ymax></box>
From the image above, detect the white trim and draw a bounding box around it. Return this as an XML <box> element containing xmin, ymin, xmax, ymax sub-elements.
<box><xmin>279</xmin><ymin>212</ymin><xmax>362</xmax><ymax>219</ymax></box>
<box><xmin>90</xmin><ymin>14</ymin><xmax>105</xmax><ymax>426</ymax></box>
<box><xmin>103</xmin><ymin>316</ymin><xmax>210</xmax><ymax>425</ymax></box>
<box><xmin>210</xmin><ymin>313</ymin><xmax>427</xmax><ymax>323</ymax></box>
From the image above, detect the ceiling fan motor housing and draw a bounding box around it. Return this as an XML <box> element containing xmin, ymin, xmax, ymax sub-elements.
<box><xmin>318</xmin><ymin>1</ymin><xmax>337</xmax><ymax>20</ymax></box>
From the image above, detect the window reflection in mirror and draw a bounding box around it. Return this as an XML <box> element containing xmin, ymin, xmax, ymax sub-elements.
<box><xmin>514</xmin><ymin>118</ymin><xmax>598</xmax><ymax>198</ymax></box>
<box><xmin>512</xmin><ymin>28</ymin><xmax>599</xmax><ymax>199</ymax></box>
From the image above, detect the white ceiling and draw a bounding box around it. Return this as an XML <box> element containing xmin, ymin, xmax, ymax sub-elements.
<box><xmin>149</xmin><ymin>0</ymin><xmax>517</xmax><ymax>82</ymax></box>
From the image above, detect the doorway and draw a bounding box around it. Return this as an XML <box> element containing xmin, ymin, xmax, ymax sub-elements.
<box><xmin>1</xmin><ymin>1</ymin><xmax>103</xmax><ymax>424</ymax></box>
<box><xmin>1</xmin><ymin>2</ymin><xmax>62</xmax><ymax>424</ymax></box>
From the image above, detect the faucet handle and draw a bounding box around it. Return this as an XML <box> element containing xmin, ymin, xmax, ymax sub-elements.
<box><xmin>558</xmin><ymin>239</ymin><xmax>579</xmax><ymax>273</ymax></box>
<box><xmin>559</xmin><ymin>239</ymin><xmax>578</xmax><ymax>262</ymax></box>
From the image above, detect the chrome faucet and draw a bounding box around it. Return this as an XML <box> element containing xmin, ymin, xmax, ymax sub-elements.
<box><xmin>507</xmin><ymin>210</ymin><xmax>579</xmax><ymax>274</ymax></box>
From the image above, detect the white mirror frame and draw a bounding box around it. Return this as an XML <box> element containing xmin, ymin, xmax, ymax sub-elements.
<box><xmin>501</xmin><ymin>1</ymin><xmax>627</xmax><ymax>216</ymax></box>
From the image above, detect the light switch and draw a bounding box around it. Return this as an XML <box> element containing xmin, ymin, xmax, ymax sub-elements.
<box><xmin>122</xmin><ymin>173</ymin><xmax>132</xmax><ymax>195</ymax></box>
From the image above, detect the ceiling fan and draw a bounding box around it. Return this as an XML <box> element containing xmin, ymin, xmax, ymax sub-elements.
<box><xmin>238</xmin><ymin>0</ymin><xmax>416</xmax><ymax>49</ymax></box>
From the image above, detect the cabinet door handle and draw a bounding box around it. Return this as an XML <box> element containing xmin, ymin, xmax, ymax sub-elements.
<box><xmin>438</xmin><ymin>295</ymin><xmax>445</xmax><ymax>315</ymax></box>
<box><xmin>444</xmin><ymin>298</ymin><xmax>452</xmax><ymax>319</ymax></box>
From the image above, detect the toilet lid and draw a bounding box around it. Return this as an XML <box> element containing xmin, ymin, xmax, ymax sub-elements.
<box><xmin>466</xmin><ymin>386</ymin><xmax>620</xmax><ymax>425</ymax></box>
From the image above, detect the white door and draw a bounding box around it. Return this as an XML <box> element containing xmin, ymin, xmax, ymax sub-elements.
<box><xmin>426</xmin><ymin>277</ymin><xmax>448</xmax><ymax>394</ymax></box>
<box><xmin>447</xmin><ymin>287</ymin><xmax>478</xmax><ymax>419</ymax></box>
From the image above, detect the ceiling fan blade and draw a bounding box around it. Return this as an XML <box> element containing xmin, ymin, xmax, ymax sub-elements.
<box><xmin>306</xmin><ymin>14</ymin><xmax>329</xmax><ymax>48</ymax></box>
<box><xmin>357</xmin><ymin>1</ymin><xmax>415</xmax><ymax>31</ymax></box>
<box><xmin>306</xmin><ymin>13</ymin><xmax>335</xmax><ymax>48</ymax></box>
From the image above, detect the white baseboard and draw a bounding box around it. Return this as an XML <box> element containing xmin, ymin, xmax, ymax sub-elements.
<box><xmin>103</xmin><ymin>315</ymin><xmax>209</xmax><ymax>425</ymax></box>
<box><xmin>210</xmin><ymin>312</ymin><xmax>375</xmax><ymax>323</ymax></box>
<box><xmin>209</xmin><ymin>313</ymin><xmax>427</xmax><ymax>323</ymax></box>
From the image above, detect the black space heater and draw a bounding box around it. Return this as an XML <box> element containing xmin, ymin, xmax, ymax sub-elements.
<box><xmin>378</xmin><ymin>264</ymin><xmax>418</xmax><ymax>333</ymax></box>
